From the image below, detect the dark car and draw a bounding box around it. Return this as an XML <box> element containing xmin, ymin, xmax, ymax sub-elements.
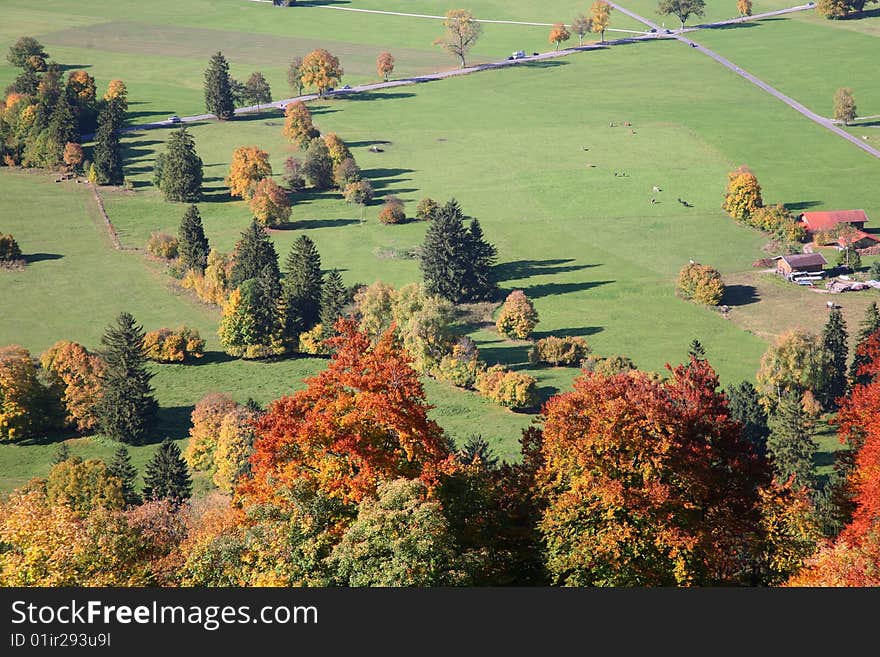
<box><xmin>648</xmin><ymin>28</ymin><xmax>657</xmax><ymax>33</ymax></box>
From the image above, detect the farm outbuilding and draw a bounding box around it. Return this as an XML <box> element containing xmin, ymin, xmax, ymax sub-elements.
<box><xmin>775</xmin><ymin>253</ymin><xmax>828</xmax><ymax>276</ymax></box>
<box><xmin>800</xmin><ymin>209</ymin><xmax>869</xmax><ymax>233</ymax></box>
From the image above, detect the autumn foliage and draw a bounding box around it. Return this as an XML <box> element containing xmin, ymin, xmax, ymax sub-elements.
<box><xmin>676</xmin><ymin>261</ymin><xmax>725</xmax><ymax>306</ymax></box>
<box><xmin>496</xmin><ymin>290</ymin><xmax>539</xmax><ymax>339</ymax></box>
<box><xmin>143</xmin><ymin>326</ymin><xmax>205</xmax><ymax>363</ymax></box>
<box><xmin>282</xmin><ymin>101</ymin><xmax>319</xmax><ymax>149</ymax></box>
<box><xmin>248</xmin><ymin>177</ymin><xmax>291</xmax><ymax>226</ymax></box>
<box><xmin>528</xmin><ymin>335</ymin><xmax>591</xmax><ymax>367</ymax></box>
<box><xmin>474</xmin><ymin>365</ymin><xmax>538</xmax><ymax>409</ymax></box>
<box><xmin>240</xmin><ymin>320</ymin><xmax>454</xmax><ymax>507</ymax></box>
<box><xmin>537</xmin><ymin>359</ymin><xmax>770</xmax><ymax>586</ymax></box>
<box><xmin>300</xmin><ymin>49</ymin><xmax>343</xmax><ymax>97</ymax></box>
<box><xmin>0</xmin><ymin>345</ymin><xmax>58</xmax><ymax>441</ymax></box>
<box><xmin>722</xmin><ymin>165</ymin><xmax>763</xmax><ymax>221</ymax></box>
<box><xmin>549</xmin><ymin>23</ymin><xmax>571</xmax><ymax>50</ymax></box>
<box><xmin>376</xmin><ymin>51</ymin><xmax>395</xmax><ymax>81</ymax></box>
<box><xmin>226</xmin><ymin>146</ymin><xmax>272</xmax><ymax>199</ymax></box>
<box><xmin>40</xmin><ymin>340</ymin><xmax>105</xmax><ymax>432</ymax></box>
<box><xmin>184</xmin><ymin>393</ymin><xmax>241</xmax><ymax>472</ymax></box>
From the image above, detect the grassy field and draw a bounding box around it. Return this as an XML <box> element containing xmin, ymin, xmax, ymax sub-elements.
<box><xmin>693</xmin><ymin>12</ymin><xmax>880</xmax><ymax>119</ymax></box>
<box><xmin>3</xmin><ymin>1</ymin><xmax>878</xmax><ymax>495</ymax></box>
<box><xmin>615</xmin><ymin>0</ymin><xmax>800</xmax><ymax>26</ymax></box>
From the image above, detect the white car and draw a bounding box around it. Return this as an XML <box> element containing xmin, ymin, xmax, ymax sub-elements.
<box><xmin>512</xmin><ymin>50</ymin><xmax>526</xmax><ymax>59</ymax></box>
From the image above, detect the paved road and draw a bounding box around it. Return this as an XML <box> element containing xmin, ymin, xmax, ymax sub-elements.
<box><xmin>604</xmin><ymin>1</ymin><xmax>880</xmax><ymax>160</ymax></box>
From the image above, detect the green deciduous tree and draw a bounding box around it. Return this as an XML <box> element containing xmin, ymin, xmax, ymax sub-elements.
<box><xmin>204</xmin><ymin>51</ymin><xmax>235</xmax><ymax>120</ymax></box>
<box><xmin>7</xmin><ymin>37</ymin><xmax>48</xmax><ymax>68</ymax></box>
<box><xmin>95</xmin><ymin>312</ymin><xmax>158</xmax><ymax>444</ymax></box>
<box><xmin>142</xmin><ymin>438</ymin><xmax>192</xmax><ymax>503</ymax></box>
<box><xmin>243</xmin><ymin>71</ymin><xmax>272</xmax><ymax>109</ymax></box>
<box><xmin>657</xmin><ymin>0</ymin><xmax>706</xmax><ymax>28</ymax></box>
<box><xmin>302</xmin><ymin>137</ymin><xmax>333</xmax><ymax>190</ymax></box>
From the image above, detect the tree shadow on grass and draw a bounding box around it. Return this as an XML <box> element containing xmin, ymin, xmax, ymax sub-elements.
<box><xmin>24</xmin><ymin>253</ymin><xmax>63</xmax><ymax>264</ymax></box>
<box><xmin>280</xmin><ymin>218</ymin><xmax>360</xmax><ymax>230</ymax></box>
<box><xmin>531</xmin><ymin>326</ymin><xmax>604</xmax><ymax>340</ymax></box>
<box><xmin>477</xmin><ymin>341</ymin><xmax>532</xmax><ymax>368</ymax></box>
<box><xmin>495</xmin><ymin>258</ymin><xmax>599</xmax><ymax>282</ymax></box>
<box><xmin>155</xmin><ymin>405</ymin><xmax>196</xmax><ymax>442</ymax></box>
<box><xmin>340</xmin><ymin>91</ymin><xmax>417</xmax><ymax>102</ymax></box>
<box><xmin>186</xmin><ymin>351</ymin><xmax>237</xmax><ymax>366</ymax></box>
<box><xmin>814</xmin><ymin>451</ymin><xmax>837</xmax><ymax>470</ymax></box>
<box><xmin>785</xmin><ymin>200</ymin><xmax>823</xmax><ymax>211</ymax></box>
<box><xmin>518</xmin><ymin>60</ymin><xmax>569</xmax><ymax>69</ymax></box>
<box><xmin>521</xmin><ymin>280</ymin><xmax>615</xmax><ymax>299</ymax></box>
<box><xmin>722</xmin><ymin>284</ymin><xmax>760</xmax><ymax>306</ymax></box>
<box><xmin>348</xmin><ymin>140</ymin><xmax>392</xmax><ymax>148</ymax></box>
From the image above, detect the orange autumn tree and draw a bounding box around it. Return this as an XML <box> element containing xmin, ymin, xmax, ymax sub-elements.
<box><xmin>300</xmin><ymin>49</ymin><xmax>343</xmax><ymax>98</ymax></box>
<box><xmin>240</xmin><ymin>319</ymin><xmax>454</xmax><ymax>507</ymax></box>
<box><xmin>40</xmin><ymin>340</ymin><xmax>105</xmax><ymax>432</ymax></box>
<box><xmin>537</xmin><ymin>357</ymin><xmax>771</xmax><ymax>586</ymax></box>
<box><xmin>226</xmin><ymin>146</ymin><xmax>272</xmax><ymax>199</ymax></box>
<box><xmin>549</xmin><ymin>23</ymin><xmax>571</xmax><ymax>50</ymax></box>
<box><xmin>282</xmin><ymin>101</ymin><xmax>319</xmax><ymax>149</ymax></box>
<box><xmin>62</xmin><ymin>142</ymin><xmax>84</xmax><ymax>171</ymax></box>
<box><xmin>103</xmin><ymin>79</ymin><xmax>128</xmax><ymax>111</ymax></box>
<box><xmin>248</xmin><ymin>177</ymin><xmax>291</xmax><ymax>226</ymax></box>
<box><xmin>377</xmin><ymin>51</ymin><xmax>395</xmax><ymax>81</ymax></box>
<box><xmin>66</xmin><ymin>70</ymin><xmax>96</xmax><ymax>103</ymax></box>
<box><xmin>790</xmin><ymin>332</ymin><xmax>880</xmax><ymax>585</ymax></box>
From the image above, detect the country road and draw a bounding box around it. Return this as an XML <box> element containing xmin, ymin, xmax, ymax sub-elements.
<box><xmin>604</xmin><ymin>1</ymin><xmax>880</xmax><ymax>160</ymax></box>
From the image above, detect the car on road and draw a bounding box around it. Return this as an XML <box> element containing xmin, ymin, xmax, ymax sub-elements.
<box><xmin>168</xmin><ymin>115</ymin><xmax>181</xmax><ymax>123</ymax></box>
<box><xmin>648</xmin><ymin>28</ymin><xmax>657</xmax><ymax>33</ymax></box>
<box><xmin>512</xmin><ymin>50</ymin><xmax>526</xmax><ymax>59</ymax></box>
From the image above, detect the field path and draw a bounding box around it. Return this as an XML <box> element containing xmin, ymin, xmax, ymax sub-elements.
<box><xmin>605</xmin><ymin>1</ymin><xmax>880</xmax><ymax>160</ymax></box>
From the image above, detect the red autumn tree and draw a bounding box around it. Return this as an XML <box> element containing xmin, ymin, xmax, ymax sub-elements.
<box><xmin>537</xmin><ymin>357</ymin><xmax>770</xmax><ymax>586</ymax></box>
<box><xmin>248</xmin><ymin>177</ymin><xmax>291</xmax><ymax>227</ymax></box>
<box><xmin>40</xmin><ymin>340</ymin><xmax>105</xmax><ymax>432</ymax></box>
<box><xmin>240</xmin><ymin>319</ymin><xmax>454</xmax><ymax>507</ymax></box>
<box><xmin>376</xmin><ymin>51</ymin><xmax>395</xmax><ymax>81</ymax></box>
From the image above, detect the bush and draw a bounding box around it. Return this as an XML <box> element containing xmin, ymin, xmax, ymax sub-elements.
<box><xmin>378</xmin><ymin>196</ymin><xmax>406</xmax><ymax>224</ymax></box>
<box><xmin>676</xmin><ymin>262</ymin><xmax>725</xmax><ymax>306</ymax></box>
<box><xmin>143</xmin><ymin>327</ymin><xmax>205</xmax><ymax>363</ymax></box>
<box><xmin>749</xmin><ymin>204</ymin><xmax>806</xmax><ymax>242</ymax></box>
<box><xmin>343</xmin><ymin>179</ymin><xmax>373</xmax><ymax>206</ymax></box>
<box><xmin>180</xmin><ymin>250</ymin><xmax>231</xmax><ymax>306</ymax></box>
<box><xmin>0</xmin><ymin>233</ymin><xmax>22</xmax><ymax>261</ymax></box>
<box><xmin>475</xmin><ymin>365</ymin><xmax>538</xmax><ymax>410</ymax></box>
<box><xmin>869</xmin><ymin>260</ymin><xmax>880</xmax><ymax>279</ymax></box>
<box><xmin>333</xmin><ymin>157</ymin><xmax>361</xmax><ymax>188</ymax></box>
<box><xmin>837</xmin><ymin>246</ymin><xmax>862</xmax><ymax>272</ymax></box>
<box><xmin>433</xmin><ymin>336</ymin><xmax>482</xmax><ymax>388</ymax></box>
<box><xmin>297</xmin><ymin>324</ymin><xmax>329</xmax><ymax>355</ymax></box>
<box><xmin>283</xmin><ymin>157</ymin><xmax>306</xmax><ymax>192</ymax></box>
<box><xmin>582</xmin><ymin>354</ymin><xmax>637</xmax><ymax>376</ymax></box>
<box><xmin>415</xmin><ymin>197</ymin><xmax>440</xmax><ymax>221</ymax></box>
<box><xmin>146</xmin><ymin>232</ymin><xmax>179</xmax><ymax>260</ymax></box>
<box><xmin>496</xmin><ymin>290</ymin><xmax>539</xmax><ymax>339</ymax></box>
<box><xmin>528</xmin><ymin>335</ymin><xmax>590</xmax><ymax>367</ymax></box>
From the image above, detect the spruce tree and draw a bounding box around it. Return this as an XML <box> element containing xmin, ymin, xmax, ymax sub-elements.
<box><xmin>283</xmin><ymin>235</ymin><xmax>323</xmax><ymax>331</ymax></box>
<box><xmin>178</xmin><ymin>205</ymin><xmax>210</xmax><ymax>273</ymax></box>
<box><xmin>142</xmin><ymin>438</ymin><xmax>192</xmax><ymax>503</ymax></box>
<box><xmin>726</xmin><ymin>381</ymin><xmax>769</xmax><ymax>457</ymax></box>
<box><xmin>51</xmin><ymin>442</ymin><xmax>71</xmax><ymax>465</ymax></box>
<box><xmin>688</xmin><ymin>339</ymin><xmax>706</xmax><ymax>361</ymax></box>
<box><xmin>420</xmin><ymin>199</ymin><xmax>474</xmax><ymax>303</ymax></box>
<box><xmin>95</xmin><ymin>312</ymin><xmax>158</xmax><ymax>444</ymax></box>
<box><xmin>92</xmin><ymin>100</ymin><xmax>124</xmax><ymax>185</ymax></box>
<box><xmin>204</xmin><ymin>51</ymin><xmax>235</xmax><ymax>120</ymax></box>
<box><xmin>108</xmin><ymin>445</ymin><xmax>141</xmax><ymax>506</ymax></box>
<box><xmin>156</xmin><ymin>127</ymin><xmax>203</xmax><ymax>202</ymax></box>
<box><xmin>849</xmin><ymin>302</ymin><xmax>880</xmax><ymax>386</ymax></box>
<box><xmin>766</xmin><ymin>392</ymin><xmax>817</xmax><ymax>493</ymax></box>
<box><xmin>464</xmin><ymin>218</ymin><xmax>498</xmax><ymax>301</ymax></box>
<box><xmin>229</xmin><ymin>221</ymin><xmax>279</xmax><ymax>288</ymax></box>
<box><xmin>818</xmin><ymin>308</ymin><xmax>848</xmax><ymax>408</ymax></box>
<box><xmin>319</xmin><ymin>269</ymin><xmax>348</xmax><ymax>330</ymax></box>
<box><xmin>252</xmin><ymin>264</ymin><xmax>284</xmax><ymax>345</ymax></box>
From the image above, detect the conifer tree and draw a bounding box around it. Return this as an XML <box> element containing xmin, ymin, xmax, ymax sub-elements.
<box><xmin>849</xmin><ymin>302</ymin><xmax>880</xmax><ymax>386</ymax></box>
<box><xmin>818</xmin><ymin>308</ymin><xmax>848</xmax><ymax>408</ymax></box>
<box><xmin>421</xmin><ymin>199</ymin><xmax>497</xmax><ymax>303</ymax></box>
<box><xmin>204</xmin><ymin>51</ymin><xmax>235</xmax><ymax>120</ymax></box>
<box><xmin>95</xmin><ymin>312</ymin><xmax>158</xmax><ymax>444</ymax></box>
<box><xmin>283</xmin><ymin>235</ymin><xmax>323</xmax><ymax>331</ymax></box>
<box><xmin>142</xmin><ymin>438</ymin><xmax>192</xmax><ymax>503</ymax></box>
<box><xmin>229</xmin><ymin>221</ymin><xmax>279</xmax><ymax>288</ymax></box>
<box><xmin>108</xmin><ymin>445</ymin><xmax>141</xmax><ymax>506</ymax></box>
<box><xmin>51</xmin><ymin>442</ymin><xmax>71</xmax><ymax>465</ymax></box>
<box><xmin>91</xmin><ymin>99</ymin><xmax>124</xmax><ymax>185</ymax></box>
<box><xmin>767</xmin><ymin>392</ymin><xmax>817</xmax><ymax>493</ymax></box>
<box><xmin>178</xmin><ymin>205</ymin><xmax>210</xmax><ymax>273</ymax></box>
<box><xmin>726</xmin><ymin>380</ymin><xmax>769</xmax><ymax>457</ymax></box>
<box><xmin>688</xmin><ymin>339</ymin><xmax>706</xmax><ymax>361</ymax></box>
<box><xmin>155</xmin><ymin>127</ymin><xmax>203</xmax><ymax>202</ymax></box>
<box><xmin>319</xmin><ymin>269</ymin><xmax>347</xmax><ymax>330</ymax></box>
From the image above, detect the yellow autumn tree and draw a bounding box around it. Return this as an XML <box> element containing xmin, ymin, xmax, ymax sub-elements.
<box><xmin>248</xmin><ymin>177</ymin><xmax>292</xmax><ymax>226</ymax></box>
<box><xmin>184</xmin><ymin>393</ymin><xmax>241</xmax><ymax>472</ymax></box>
<box><xmin>226</xmin><ymin>146</ymin><xmax>272</xmax><ymax>199</ymax></box>
<box><xmin>66</xmin><ymin>70</ymin><xmax>96</xmax><ymax>103</ymax></box>
<box><xmin>435</xmin><ymin>9</ymin><xmax>482</xmax><ymax>67</ymax></box>
<box><xmin>377</xmin><ymin>51</ymin><xmax>395</xmax><ymax>81</ymax></box>
<box><xmin>722</xmin><ymin>165</ymin><xmax>763</xmax><ymax>221</ymax></box>
<box><xmin>590</xmin><ymin>1</ymin><xmax>612</xmax><ymax>42</ymax></box>
<box><xmin>103</xmin><ymin>79</ymin><xmax>128</xmax><ymax>111</ymax></box>
<box><xmin>212</xmin><ymin>406</ymin><xmax>257</xmax><ymax>493</ymax></box>
<box><xmin>737</xmin><ymin>0</ymin><xmax>753</xmax><ymax>17</ymax></box>
<box><xmin>496</xmin><ymin>290</ymin><xmax>539</xmax><ymax>339</ymax></box>
<box><xmin>282</xmin><ymin>101</ymin><xmax>319</xmax><ymax>149</ymax></box>
<box><xmin>300</xmin><ymin>49</ymin><xmax>343</xmax><ymax>98</ymax></box>
<box><xmin>549</xmin><ymin>23</ymin><xmax>571</xmax><ymax>50</ymax></box>
<box><xmin>676</xmin><ymin>262</ymin><xmax>725</xmax><ymax>306</ymax></box>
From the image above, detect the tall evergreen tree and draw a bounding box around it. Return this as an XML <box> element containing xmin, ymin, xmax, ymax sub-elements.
<box><xmin>766</xmin><ymin>392</ymin><xmax>817</xmax><ymax>494</ymax></box>
<box><xmin>91</xmin><ymin>100</ymin><xmax>124</xmax><ymax>185</ymax></box>
<box><xmin>155</xmin><ymin>127</ymin><xmax>203</xmax><ymax>202</ymax></box>
<box><xmin>421</xmin><ymin>199</ymin><xmax>498</xmax><ymax>303</ymax></box>
<box><xmin>229</xmin><ymin>221</ymin><xmax>279</xmax><ymax>288</ymax></box>
<box><xmin>204</xmin><ymin>51</ymin><xmax>235</xmax><ymax>120</ymax></box>
<box><xmin>95</xmin><ymin>312</ymin><xmax>158</xmax><ymax>444</ymax></box>
<box><xmin>142</xmin><ymin>438</ymin><xmax>192</xmax><ymax>503</ymax></box>
<box><xmin>253</xmin><ymin>264</ymin><xmax>285</xmax><ymax>344</ymax></box>
<box><xmin>464</xmin><ymin>218</ymin><xmax>498</xmax><ymax>301</ymax></box>
<box><xmin>108</xmin><ymin>445</ymin><xmax>141</xmax><ymax>506</ymax></box>
<box><xmin>178</xmin><ymin>205</ymin><xmax>210</xmax><ymax>273</ymax></box>
<box><xmin>283</xmin><ymin>235</ymin><xmax>323</xmax><ymax>331</ymax></box>
<box><xmin>818</xmin><ymin>308</ymin><xmax>848</xmax><ymax>408</ymax></box>
<box><xmin>849</xmin><ymin>301</ymin><xmax>880</xmax><ymax>386</ymax></box>
<box><xmin>319</xmin><ymin>269</ymin><xmax>348</xmax><ymax>330</ymax></box>
<box><xmin>726</xmin><ymin>381</ymin><xmax>769</xmax><ymax>457</ymax></box>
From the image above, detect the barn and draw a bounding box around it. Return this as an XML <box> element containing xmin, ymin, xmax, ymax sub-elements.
<box><xmin>799</xmin><ymin>210</ymin><xmax>879</xmax><ymax>248</ymax></box>
<box><xmin>775</xmin><ymin>253</ymin><xmax>828</xmax><ymax>277</ymax></box>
